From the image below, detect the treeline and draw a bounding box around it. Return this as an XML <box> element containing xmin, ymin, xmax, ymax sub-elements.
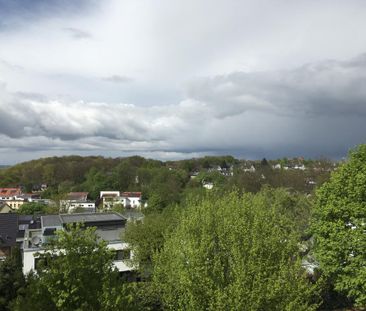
<box><xmin>0</xmin><ymin>155</ymin><xmax>333</xmax><ymax>209</ymax></box>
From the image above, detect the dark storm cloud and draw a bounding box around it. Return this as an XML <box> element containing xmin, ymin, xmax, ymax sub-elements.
<box><xmin>0</xmin><ymin>0</ymin><xmax>97</xmax><ymax>20</ymax></box>
<box><xmin>1</xmin><ymin>53</ymin><xmax>366</xmax><ymax>160</ymax></box>
<box><xmin>187</xmin><ymin>54</ymin><xmax>366</xmax><ymax>118</ymax></box>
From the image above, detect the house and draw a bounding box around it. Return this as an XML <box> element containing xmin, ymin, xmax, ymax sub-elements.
<box><xmin>32</xmin><ymin>184</ymin><xmax>48</xmax><ymax>193</ymax></box>
<box><xmin>67</xmin><ymin>201</ymin><xmax>96</xmax><ymax>213</ymax></box>
<box><xmin>0</xmin><ymin>188</ymin><xmax>22</xmax><ymax>199</ymax></box>
<box><xmin>243</xmin><ymin>165</ymin><xmax>256</xmax><ymax>173</ymax></box>
<box><xmin>189</xmin><ymin>170</ymin><xmax>200</xmax><ymax>179</ymax></box>
<box><xmin>60</xmin><ymin>192</ymin><xmax>94</xmax><ymax>213</ymax></box>
<box><xmin>100</xmin><ymin>191</ymin><xmax>121</xmax><ymax>210</ymax></box>
<box><xmin>272</xmin><ymin>163</ymin><xmax>282</xmax><ymax>169</ymax></box>
<box><xmin>0</xmin><ymin>213</ymin><xmax>18</xmax><ymax>260</ymax></box>
<box><xmin>22</xmin><ymin>212</ymin><xmax>133</xmax><ymax>275</ymax></box>
<box><xmin>100</xmin><ymin>191</ymin><xmax>142</xmax><ymax>210</ymax></box>
<box><xmin>3</xmin><ymin>197</ymin><xmax>26</xmax><ymax>210</ymax></box>
<box><xmin>0</xmin><ymin>202</ymin><xmax>13</xmax><ymax>213</ymax></box>
<box><xmin>120</xmin><ymin>192</ymin><xmax>142</xmax><ymax>208</ymax></box>
<box><xmin>0</xmin><ymin>190</ymin><xmax>43</xmax><ymax>211</ymax></box>
<box><xmin>294</xmin><ymin>164</ymin><xmax>306</xmax><ymax>170</ymax></box>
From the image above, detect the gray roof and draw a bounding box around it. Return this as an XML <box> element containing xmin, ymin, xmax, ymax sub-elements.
<box><xmin>0</xmin><ymin>213</ymin><xmax>18</xmax><ymax>247</ymax></box>
<box><xmin>42</xmin><ymin>215</ymin><xmax>62</xmax><ymax>227</ymax></box>
<box><xmin>60</xmin><ymin>212</ymin><xmax>126</xmax><ymax>224</ymax></box>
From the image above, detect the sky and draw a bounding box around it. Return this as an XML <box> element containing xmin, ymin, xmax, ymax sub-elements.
<box><xmin>1</xmin><ymin>0</ymin><xmax>366</xmax><ymax>164</ymax></box>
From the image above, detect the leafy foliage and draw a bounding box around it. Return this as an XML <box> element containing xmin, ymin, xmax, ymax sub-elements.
<box><xmin>124</xmin><ymin>207</ymin><xmax>180</xmax><ymax>278</ymax></box>
<box><xmin>153</xmin><ymin>189</ymin><xmax>318</xmax><ymax>311</ymax></box>
<box><xmin>312</xmin><ymin>145</ymin><xmax>366</xmax><ymax>307</ymax></box>
<box><xmin>16</xmin><ymin>202</ymin><xmax>50</xmax><ymax>215</ymax></box>
<box><xmin>0</xmin><ymin>248</ymin><xmax>25</xmax><ymax>311</ymax></box>
<box><xmin>13</xmin><ymin>224</ymin><xmax>133</xmax><ymax>311</ymax></box>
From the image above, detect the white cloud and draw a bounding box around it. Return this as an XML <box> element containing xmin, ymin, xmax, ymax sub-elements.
<box><xmin>1</xmin><ymin>53</ymin><xmax>366</xmax><ymax>163</ymax></box>
<box><xmin>1</xmin><ymin>0</ymin><xmax>366</xmax><ymax>163</ymax></box>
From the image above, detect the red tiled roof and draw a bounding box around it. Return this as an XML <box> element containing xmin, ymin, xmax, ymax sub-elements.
<box><xmin>121</xmin><ymin>192</ymin><xmax>142</xmax><ymax>198</ymax></box>
<box><xmin>66</xmin><ymin>192</ymin><xmax>89</xmax><ymax>201</ymax></box>
<box><xmin>0</xmin><ymin>188</ymin><xmax>22</xmax><ymax>197</ymax></box>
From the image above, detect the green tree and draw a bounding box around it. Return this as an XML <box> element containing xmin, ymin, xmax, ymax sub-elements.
<box><xmin>17</xmin><ymin>202</ymin><xmax>48</xmax><ymax>215</ymax></box>
<box><xmin>312</xmin><ymin>144</ymin><xmax>366</xmax><ymax>308</ymax></box>
<box><xmin>124</xmin><ymin>207</ymin><xmax>179</xmax><ymax>278</ymax></box>
<box><xmin>14</xmin><ymin>224</ymin><xmax>132</xmax><ymax>311</ymax></box>
<box><xmin>0</xmin><ymin>248</ymin><xmax>25</xmax><ymax>311</ymax></box>
<box><xmin>153</xmin><ymin>190</ymin><xmax>318</xmax><ymax>311</ymax></box>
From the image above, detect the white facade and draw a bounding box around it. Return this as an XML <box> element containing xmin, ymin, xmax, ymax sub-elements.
<box><xmin>243</xmin><ymin>165</ymin><xmax>256</xmax><ymax>173</ymax></box>
<box><xmin>100</xmin><ymin>191</ymin><xmax>142</xmax><ymax>209</ymax></box>
<box><xmin>23</xmin><ymin>242</ymin><xmax>133</xmax><ymax>274</ymax></box>
<box><xmin>121</xmin><ymin>196</ymin><xmax>141</xmax><ymax>208</ymax></box>
<box><xmin>22</xmin><ymin>212</ymin><xmax>134</xmax><ymax>275</ymax></box>
<box><xmin>68</xmin><ymin>201</ymin><xmax>95</xmax><ymax>213</ymax></box>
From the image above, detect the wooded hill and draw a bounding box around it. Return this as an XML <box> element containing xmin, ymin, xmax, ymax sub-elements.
<box><xmin>0</xmin><ymin>155</ymin><xmax>335</xmax><ymax>208</ymax></box>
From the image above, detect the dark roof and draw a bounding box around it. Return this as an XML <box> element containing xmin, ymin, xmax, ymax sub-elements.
<box><xmin>60</xmin><ymin>212</ymin><xmax>125</xmax><ymax>224</ymax></box>
<box><xmin>42</xmin><ymin>215</ymin><xmax>62</xmax><ymax>227</ymax></box>
<box><xmin>18</xmin><ymin>215</ymin><xmax>42</xmax><ymax>229</ymax></box>
<box><xmin>0</xmin><ymin>213</ymin><xmax>18</xmax><ymax>247</ymax></box>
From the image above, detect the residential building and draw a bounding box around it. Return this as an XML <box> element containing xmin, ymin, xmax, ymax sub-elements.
<box><xmin>100</xmin><ymin>191</ymin><xmax>121</xmax><ymax>210</ymax></box>
<box><xmin>22</xmin><ymin>212</ymin><xmax>134</xmax><ymax>275</ymax></box>
<box><xmin>0</xmin><ymin>202</ymin><xmax>13</xmax><ymax>213</ymax></box>
<box><xmin>100</xmin><ymin>191</ymin><xmax>142</xmax><ymax>209</ymax></box>
<box><xmin>0</xmin><ymin>188</ymin><xmax>22</xmax><ymax>199</ymax></box>
<box><xmin>243</xmin><ymin>165</ymin><xmax>256</xmax><ymax>173</ymax></box>
<box><xmin>0</xmin><ymin>213</ymin><xmax>18</xmax><ymax>260</ymax></box>
<box><xmin>0</xmin><ymin>191</ymin><xmax>44</xmax><ymax>211</ymax></box>
<box><xmin>120</xmin><ymin>192</ymin><xmax>142</xmax><ymax>208</ymax></box>
<box><xmin>60</xmin><ymin>192</ymin><xmax>94</xmax><ymax>213</ymax></box>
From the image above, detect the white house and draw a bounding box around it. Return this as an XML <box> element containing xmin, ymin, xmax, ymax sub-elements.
<box><xmin>60</xmin><ymin>192</ymin><xmax>95</xmax><ymax>213</ymax></box>
<box><xmin>100</xmin><ymin>191</ymin><xmax>142</xmax><ymax>210</ymax></box>
<box><xmin>100</xmin><ymin>191</ymin><xmax>121</xmax><ymax>210</ymax></box>
<box><xmin>22</xmin><ymin>212</ymin><xmax>134</xmax><ymax>275</ymax></box>
<box><xmin>272</xmin><ymin>163</ymin><xmax>282</xmax><ymax>169</ymax></box>
<box><xmin>120</xmin><ymin>192</ymin><xmax>142</xmax><ymax>208</ymax></box>
<box><xmin>243</xmin><ymin>165</ymin><xmax>256</xmax><ymax>173</ymax></box>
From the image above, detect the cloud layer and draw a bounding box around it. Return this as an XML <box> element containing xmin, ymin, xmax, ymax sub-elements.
<box><xmin>1</xmin><ymin>54</ymin><xmax>366</xmax><ymax>162</ymax></box>
<box><xmin>1</xmin><ymin>0</ymin><xmax>366</xmax><ymax>163</ymax></box>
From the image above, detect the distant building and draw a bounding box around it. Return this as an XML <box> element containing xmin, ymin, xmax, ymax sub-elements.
<box><xmin>0</xmin><ymin>191</ymin><xmax>41</xmax><ymax>211</ymax></box>
<box><xmin>243</xmin><ymin>165</ymin><xmax>256</xmax><ymax>173</ymax></box>
<box><xmin>0</xmin><ymin>188</ymin><xmax>22</xmax><ymax>200</ymax></box>
<box><xmin>0</xmin><ymin>202</ymin><xmax>13</xmax><ymax>213</ymax></box>
<box><xmin>272</xmin><ymin>163</ymin><xmax>282</xmax><ymax>169</ymax></box>
<box><xmin>60</xmin><ymin>192</ymin><xmax>94</xmax><ymax>213</ymax></box>
<box><xmin>121</xmin><ymin>192</ymin><xmax>142</xmax><ymax>208</ymax></box>
<box><xmin>100</xmin><ymin>191</ymin><xmax>121</xmax><ymax>210</ymax></box>
<box><xmin>100</xmin><ymin>191</ymin><xmax>142</xmax><ymax>210</ymax></box>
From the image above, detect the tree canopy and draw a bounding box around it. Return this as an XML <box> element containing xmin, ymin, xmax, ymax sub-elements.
<box><xmin>153</xmin><ymin>189</ymin><xmax>318</xmax><ymax>311</ymax></box>
<box><xmin>312</xmin><ymin>144</ymin><xmax>366</xmax><ymax>307</ymax></box>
